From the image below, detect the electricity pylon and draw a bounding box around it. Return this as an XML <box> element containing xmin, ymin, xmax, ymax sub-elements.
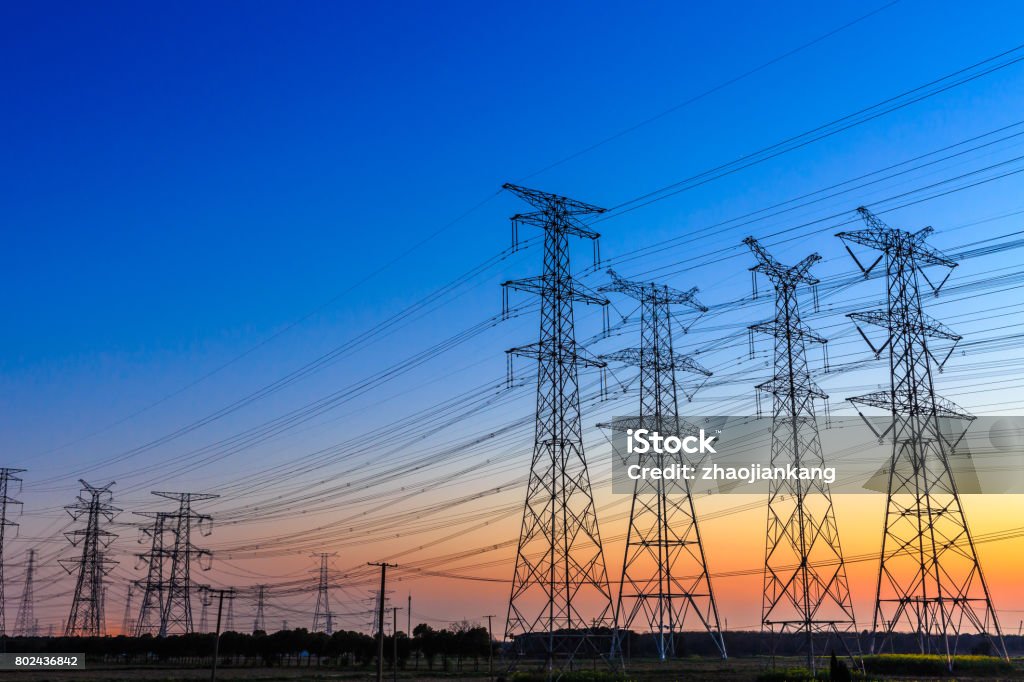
<box><xmin>838</xmin><ymin>207</ymin><xmax>1006</xmax><ymax>663</ymax></box>
<box><xmin>225</xmin><ymin>589</ymin><xmax>236</xmax><ymax>632</ymax></box>
<box><xmin>598</xmin><ymin>269</ymin><xmax>725</xmax><ymax>662</ymax></box>
<box><xmin>15</xmin><ymin>548</ymin><xmax>37</xmax><ymax>636</ymax></box>
<box><xmin>61</xmin><ymin>480</ymin><xmax>120</xmax><ymax>637</ymax></box>
<box><xmin>501</xmin><ymin>183</ymin><xmax>615</xmax><ymax>673</ymax></box>
<box><xmin>134</xmin><ymin>511</ymin><xmax>169</xmax><ymax>636</ymax></box>
<box><xmin>0</xmin><ymin>468</ymin><xmax>26</xmax><ymax>636</ymax></box>
<box><xmin>254</xmin><ymin>584</ymin><xmax>267</xmax><ymax>633</ymax></box>
<box><xmin>312</xmin><ymin>553</ymin><xmax>335</xmax><ymax>634</ymax></box>
<box><xmin>120</xmin><ymin>582</ymin><xmax>134</xmax><ymax>636</ymax></box>
<box><xmin>155</xmin><ymin>491</ymin><xmax>217</xmax><ymax>636</ymax></box>
<box><xmin>745</xmin><ymin>238</ymin><xmax>857</xmax><ymax>673</ymax></box>
<box><xmin>199</xmin><ymin>586</ymin><xmax>211</xmax><ymax>632</ymax></box>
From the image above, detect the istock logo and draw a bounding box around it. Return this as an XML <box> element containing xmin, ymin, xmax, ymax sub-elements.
<box><xmin>625</xmin><ymin>428</ymin><xmax>717</xmax><ymax>454</ymax></box>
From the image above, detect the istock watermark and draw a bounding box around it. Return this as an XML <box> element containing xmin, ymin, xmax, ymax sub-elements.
<box><xmin>608</xmin><ymin>415</ymin><xmax>1024</xmax><ymax>495</ymax></box>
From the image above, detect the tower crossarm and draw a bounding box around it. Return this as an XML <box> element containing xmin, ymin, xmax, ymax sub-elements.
<box><xmin>848</xmin><ymin>310</ymin><xmax>961</xmax><ymax>341</ymax></box>
<box><xmin>755</xmin><ymin>377</ymin><xmax>827</xmax><ymax>401</ymax></box>
<box><xmin>502</xmin><ymin>275</ymin><xmax>609</xmax><ymax>307</ymax></box>
<box><xmin>847</xmin><ymin>390</ymin><xmax>974</xmax><ymax>420</ymax></box>
<box><xmin>599</xmin><ymin>268</ymin><xmax>708</xmax><ymax>311</ymax></box>
<box><xmin>600</xmin><ymin>348</ymin><xmax>712</xmax><ymax>376</ymax></box>
<box><xmin>837</xmin><ymin>207</ymin><xmax>956</xmax><ymax>269</ymax></box>
<box><xmin>749</xmin><ymin>320</ymin><xmax>827</xmax><ymax>345</ymax></box>
<box><xmin>596</xmin><ymin>415</ymin><xmax>701</xmax><ymax>434</ymax></box>
<box><xmin>744</xmin><ymin>236</ymin><xmax>821</xmax><ymax>286</ymax></box>
<box><xmin>152</xmin><ymin>491</ymin><xmax>220</xmax><ymax>503</ymax></box>
<box><xmin>508</xmin><ymin>342</ymin><xmax>606</xmax><ymax>369</ymax></box>
<box><xmin>503</xmin><ymin>182</ymin><xmax>606</xmax><ymax>221</ymax></box>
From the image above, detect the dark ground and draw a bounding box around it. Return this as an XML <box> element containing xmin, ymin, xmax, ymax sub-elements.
<box><xmin>8</xmin><ymin>657</ymin><xmax>1024</xmax><ymax>681</ymax></box>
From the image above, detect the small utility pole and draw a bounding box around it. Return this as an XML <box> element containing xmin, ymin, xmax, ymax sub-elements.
<box><xmin>409</xmin><ymin>594</ymin><xmax>417</xmax><ymax>669</ymax></box>
<box><xmin>369</xmin><ymin>562</ymin><xmax>395</xmax><ymax>682</ymax></box>
<box><xmin>485</xmin><ymin>615</ymin><xmax>495</xmax><ymax>682</ymax></box>
<box><xmin>209</xmin><ymin>588</ymin><xmax>235</xmax><ymax>682</ymax></box>
<box><xmin>392</xmin><ymin>606</ymin><xmax>399</xmax><ymax>682</ymax></box>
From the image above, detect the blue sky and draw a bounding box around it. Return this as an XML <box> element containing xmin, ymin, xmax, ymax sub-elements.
<box><xmin>4</xmin><ymin>0</ymin><xmax>1024</xmax><ymax>631</ymax></box>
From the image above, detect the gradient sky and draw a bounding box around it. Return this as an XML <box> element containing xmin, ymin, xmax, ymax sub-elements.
<box><xmin>3</xmin><ymin>0</ymin><xmax>1024</xmax><ymax>637</ymax></box>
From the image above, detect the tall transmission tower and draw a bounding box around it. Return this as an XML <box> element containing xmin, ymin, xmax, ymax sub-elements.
<box><xmin>134</xmin><ymin>511</ymin><xmax>169</xmax><ymax>636</ymax></box>
<box><xmin>155</xmin><ymin>491</ymin><xmax>217</xmax><ymax>636</ymax></box>
<box><xmin>745</xmin><ymin>238</ymin><xmax>857</xmax><ymax>673</ymax></box>
<box><xmin>312</xmin><ymin>553</ymin><xmax>335</xmax><ymax>634</ymax></box>
<box><xmin>253</xmin><ymin>584</ymin><xmax>267</xmax><ymax>633</ymax></box>
<box><xmin>14</xmin><ymin>548</ymin><xmax>37</xmax><ymax>636</ymax></box>
<box><xmin>838</xmin><ymin>207</ymin><xmax>1006</xmax><ymax>662</ymax></box>
<box><xmin>598</xmin><ymin>269</ymin><xmax>725</xmax><ymax>662</ymax></box>
<box><xmin>61</xmin><ymin>480</ymin><xmax>120</xmax><ymax>637</ymax></box>
<box><xmin>0</xmin><ymin>468</ymin><xmax>26</xmax><ymax>636</ymax></box>
<box><xmin>500</xmin><ymin>183</ymin><xmax>615</xmax><ymax>671</ymax></box>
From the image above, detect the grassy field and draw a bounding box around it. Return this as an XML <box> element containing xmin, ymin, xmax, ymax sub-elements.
<box><xmin>8</xmin><ymin>656</ymin><xmax>1024</xmax><ymax>681</ymax></box>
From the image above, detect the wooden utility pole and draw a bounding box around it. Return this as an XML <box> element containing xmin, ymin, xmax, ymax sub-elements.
<box><xmin>209</xmin><ymin>588</ymin><xmax>235</xmax><ymax>682</ymax></box>
<box><xmin>369</xmin><ymin>562</ymin><xmax>395</xmax><ymax>682</ymax></box>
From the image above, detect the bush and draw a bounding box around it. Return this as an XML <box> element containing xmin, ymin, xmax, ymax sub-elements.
<box><xmin>862</xmin><ymin>653</ymin><xmax>1013</xmax><ymax>676</ymax></box>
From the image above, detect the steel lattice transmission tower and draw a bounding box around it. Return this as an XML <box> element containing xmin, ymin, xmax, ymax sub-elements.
<box><xmin>501</xmin><ymin>183</ymin><xmax>615</xmax><ymax>670</ymax></box>
<box><xmin>156</xmin><ymin>491</ymin><xmax>217</xmax><ymax>636</ymax></box>
<box><xmin>0</xmin><ymin>468</ymin><xmax>26</xmax><ymax>636</ymax></box>
<box><xmin>61</xmin><ymin>480</ymin><xmax>120</xmax><ymax>637</ymax></box>
<box><xmin>134</xmin><ymin>511</ymin><xmax>169</xmax><ymax>636</ymax></box>
<box><xmin>199</xmin><ymin>586</ymin><xmax>211</xmax><ymax>633</ymax></box>
<box><xmin>312</xmin><ymin>553</ymin><xmax>335</xmax><ymax>634</ymax></box>
<box><xmin>253</xmin><ymin>584</ymin><xmax>267</xmax><ymax>633</ymax></box>
<box><xmin>838</xmin><ymin>207</ymin><xmax>1006</xmax><ymax>662</ymax></box>
<box><xmin>745</xmin><ymin>238</ymin><xmax>858</xmax><ymax>672</ymax></box>
<box><xmin>598</xmin><ymin>269</ymin><xmax>725</xmax><ymax>662</ymax></box>
<box><xmin>225</xmin><ymin>589</ymin><xmax>236</xmax><ymax>632</ymax></box>
<box><xmin>14</xmin><ymin>548</ymin><xmax>37</xmax><ymax>636</ymax></box>
<box><xmin>120</xmin><ymin>582</ymin><xmax>135</xmax><ymax>636</ymax></box>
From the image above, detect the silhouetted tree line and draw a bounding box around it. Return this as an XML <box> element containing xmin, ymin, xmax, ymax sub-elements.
<box><xmin>2</xmin><ymin>626</ymin><xmax>1017</xmax><ymax>668</ymax></box>
<box><xmin>411</xmin><ymin>622</ymin><xmax>492</xmax><ymax>671</ymax></box>
<box><xmin>0</xmin><ymin>621</ymin><xmax>495</xmax><ymax>669</ymax></box>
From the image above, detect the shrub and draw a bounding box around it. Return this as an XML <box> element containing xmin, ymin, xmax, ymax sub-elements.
<box><xmin>862</xmin><ymin>653</ymin><xmax>1013</xmax><ymax>676</ymax></box>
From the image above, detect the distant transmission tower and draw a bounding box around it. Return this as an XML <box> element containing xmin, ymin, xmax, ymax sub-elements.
<box><xmin>156</xmin><ymin>491</ymin><xmax>218</xmax><ymax>636</ymax></box>
<box><xmin>746</xmin><ymin>238</ymin><xmax>857</xmax><ymax>673</ymax></box>
<box><xmin>120</xmin><ymin>582</ymin><xmax>134</xmax><ymax>636</ymax></box>
<box><xmin>598</xmin><ymin>269</ymin><xmax>725</xmax><ymax>662</ymax></box>
<box><xmin>501</xmin><ymin>183</ymin><xmax>615</xmax><ymax>670</ymax></box>
<box><xmin>253</xmin><ymin>585</ymin><xmax>267</xmax><ymax>633</ymax></box>
<box><xmin>61</xmin><ymin>480</ymin><xmax>120</xmax><ymax>637</ymax></box>
<box><xmin>134</xmin><ymin>511</ymin><xmax>169</xmax><ymax>636</ymax></box>
<box><xmin>838</xmin><ymin>207</ymin><xmax>1006</xmax><ymax>662</ymax></box>
<box><xmin>0</xmin><ymin>468</ymin><xmax>26</xmax><ymax>636</ymax></box>
<box><xmin>312</xmin><ymin>553</ymin><xmax>335</xmax><ymax>634</ymax></box>
<box><xmin>225</xmin><ymin>589</ymin><xmax>235</xmax><ymax>632</ymax></box>
<box><xmin>15</xmin><ymin>548</ymin><xmax>37</xmax><ymax>636</ymax></box>
<box><xmin>199</xmin><ymin>586</ymin><xmax>211</xmax><ymax>633</ymax></box>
